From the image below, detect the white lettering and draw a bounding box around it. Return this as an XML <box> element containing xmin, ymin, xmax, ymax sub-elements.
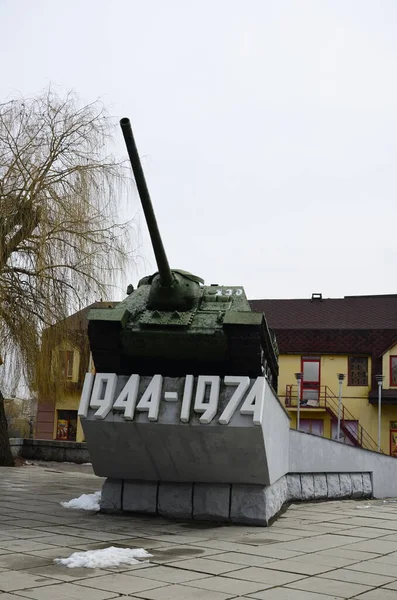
<box><xmin>240</xmin><ymin>377</ymin><xmax>265</xmax><ymax>425</ymax></box>
<box><xmin>194</xmin><ymin>375</ymin><xmax>220</xmax><ymax>424</ymax></box>
<box><xmin>90</xmin><ymin>373</ymin><xmax>118</xmax><ymax>420</ymax></box>
<box><xmin>136</xmin><ymin>374</ymin><xmax>162</xmax><ymax>421</ymax></box>
<box><xmin>113</xmin><ymin>374</ymin><xmax>140</xmax><ymax>420</ymax></box>
<box><xmin>78</xmin><ymin>373</ymin><xmax>95</xmax><ymax>419</ymax></box>
<box><xmin>218</xmin><ymin>376</ymin><xmax>250</xmax><ymax>425</ymax></box>
<box><xmin>180</xmin><ymin>374</ymin><xmax>194</xmax><ymax>422</ymax></box>
<box><xmin>81</xmin><ymin>373</ymin><xmax>266</xmax><ymax>425</ymax></box>
<box><xmin>214</xmin><ymin>288</ymin><xmax>243</xmax><ymax>297</ymax></box>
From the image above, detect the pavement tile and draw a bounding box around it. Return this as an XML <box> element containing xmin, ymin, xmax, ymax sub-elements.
<box><xmin>129</xmin><ymin>583</ymin><xmax>235</xmax><ymax>599</ymax></box>
<box><xmin>374</xmin><ymin>533</ymin><xmax>397</xmax><ymax>542</ymax></box>
<box><xmin>0</xmin><ymin>529</ymin><xmax>54</xmax><ymax>540</ymax></box>
<box><xmin>14</xmin><ymin>582</ymin><xmax>120</xmax><ymax>599</ymax></box>
<box><xmin>0</xmin><ymin>540</ymin><xmax>55</xmax><ymax>553</ymax></box>
<box><xmin>146</xmin><ymin>545</ymin><xmax>222</xmax><ymax>563</ymax></box>
<box><xmin>346</xmin><ymin>559</ymin><xmax>397</xmax><ymax>577</ymax></box>
<box><xmin>0</xmin><ymin>570</ymin><xmax>59</xmax><ymax>592</ymax></box>
<box><xmin>369</xmin><ymin>552</ymin><xmax>397</xmax><ymax>565</ymax></box>
<box><xmin>342</xmin><ymin>539</ymin><xmax>397</xmax><ymax>553</ymax></box>
<box><xmin>224</xmin><ymin>566</ymin><xmax>307</xmax><ymax>585</ymax></box>
<box><xmin>320</xmin><ymin>566</ymin><xmax>396</xmax><ymax>586</ymax></box>
<box><xmin>0</xmin><ymin>595</ymin><xmax>37</xmax><ymax>599</ymax></box>
<box><xmin>166</xmin><ymin>557</ymin><xmax>245</xmax><ymax>575</ymax></box>
<box><xmin>268</xmin><ymin>534</ymin><xmax>364</xmax><ymax>553</ymax></box>
<box><xmin>384</xmin><ymin>580</ymin><xmax>397</xmax><ymax>590</ymax></box>
<box><xmin>286</xmin><ymin>575</ymin><xmax>372</xmax><ymax>597</ymax></box>
<box><xmin>77</xmin><ymin>573</ymin><xmax>167</xmax><ymax>594</ymax></box>
<box><xmin>332</xmin><ymin>518</ymin><xmax>397</xmax><ymax>530</ymax></box>
<box><xmin>0</xmin><ymin>554</ymin><xmax>52</xmax><ymax>570</ymax></box>
<box><xmin>208</xmin><ymin>551</ymin><xmax>276</xmax><ymax>567</ymax></box>
<box><xmin>319</xmin><ymin>548</ymin><xmax>381</xmax><ymax>561</ymax></box>
<box><xmin>33</xmin><ymin>526</ymin><xmax>131</xmax><ymax>542</ymax></box>
<box><xmin>228</xmin><ymin>545</ymin><xmax>304</xmax><ymax>560</ymax></box>
<box><xmin>248</xmin><ymin>589</ymin><xmax>341</xmax><ymax>599</ymax></box>
<box><xmin>22</xmin><ymin>546</ymin><xmax>82</xmax><ymax>560</ymax></box>
<box><xmin>235</xmin><ymin>532</ymin><xmax>302</xmax><ymax>542</ymax></box>
<box><xmin>351</xmin><ymin>590</ymin><xmax>397</xmax><ymax>600</ymax></box>
<box><xmin>30</xmin><ymin>534</ymin><xmax>97</xmax><ymax>547</ymax></box>
<box><xmin>5</xmin><ymin>519</ymin><xmax>52</xmax><ymax>528</ymax></box>
<box><xmin>334</xmin><ymin>526</ymin><xmax>394</xmax><ymax>538</ymax></box>
<box><xmin>24</xmin><ymin>564</ymin><xmax>112</xmax><ymax>582</ymax></box>
<box><xmin>292</xmin><ymin>553</ymin><xmax>359</xmax><ymax>568</ymax></box>
<box><xmin>183</xmin><ymin>574</ymin><xmax>271</xmax><ymax>595</ymax></box>
<box><xmin>126</xmin><ymin>565</ymin><xmax>210</xmax><ymax>584</ymax></box>
<box><xmin>253</xmin><ymin>559</ymin><xmax>334</xmax><ymax>575</ymax></box>
<box><xmin>137</xmin><ymin>534</ymin><xmax>212</xmax><ymax>545</ymax></box>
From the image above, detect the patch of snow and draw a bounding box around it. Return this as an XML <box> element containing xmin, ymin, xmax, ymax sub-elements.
<box><xmin>356</xmin><ymin>504</ymin><xmax>372</xmax><ymax>509</ymax></box>
<box><xmin>55</xmin><ymin>546</ymin><xmax>152</xmax><ymax>568</ymax></box>
<box><xmin>82</xmin><ymin>462</ymin><xmax>92</xmax><ymax>466</ymax></box>
<box><xmin>61</xmin><ymin>491</ymin><xmax>101</xmax><ymax>511</ymax></box>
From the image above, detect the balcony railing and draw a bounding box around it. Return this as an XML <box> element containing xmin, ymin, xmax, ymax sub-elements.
<box><xmin>285</xmin><ymin>384</ymin><xmax>381</xmax><ymax>453</ymax></box>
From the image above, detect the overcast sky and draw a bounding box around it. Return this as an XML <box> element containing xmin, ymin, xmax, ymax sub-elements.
<box><xmin>1</xmin><ymin>0</ymin><xmax>397</xmax><ymax>300</ymax></box>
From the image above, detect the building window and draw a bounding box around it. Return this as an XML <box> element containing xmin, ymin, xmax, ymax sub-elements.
<box><xmin>59</xmin><ymin>350</ymin><xmax>74</xmax><ymax>380</ymax></box>
<box><xmin>390</xmin><ymin>356</ymin><xmax>397</xmax><ymax>387</ymax></box>
<box><xmin>56</xmin><ymin>410</ymin><xmax>77</xmax><ymax>441</ymax></box>
<box><xmin>300</xmin><ymin>419</ymin><xmax>324</xmax><ymax>436</ymax></box>
<box><xmin>348</xmin><ymin>357</ymin><xmax>368</xmax><ymax>386</ymax></box>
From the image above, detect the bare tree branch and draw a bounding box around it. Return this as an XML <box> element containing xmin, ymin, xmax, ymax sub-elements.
<box><xmin>0</xmin><ymin>88</ymin><xmax>135</xmax><ymax>461</ymax></box>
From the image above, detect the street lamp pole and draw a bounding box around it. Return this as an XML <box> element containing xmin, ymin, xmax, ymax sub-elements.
<box><xmin>337</xmin><ymin>374</ymin><xmax>345</xmax><ymax>442</ymax></box>
<box><xmin>376</xmin><ymin>374</ymin><xmax>384</xmax><ymax>452</ymax></box>
<box><xmin>295</xmin><ymin>372</ymin><xmax>303</xmax><ymax>431</ymax></box>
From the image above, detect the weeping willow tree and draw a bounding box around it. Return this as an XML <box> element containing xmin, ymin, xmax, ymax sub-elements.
<box><xmin>0</xmin><ymin>89</ymin><xmax>132</xmax><ymax>465</ymax></box>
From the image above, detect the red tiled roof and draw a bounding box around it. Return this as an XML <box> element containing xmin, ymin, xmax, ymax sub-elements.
<box><xmin>249</xmin><ymin>295</ymin><xmax>397</xmax><ymax>330</ymax></box>
<box><xmin>45</xmin><ymin>301</ymin><xmax>118</xmax><ymax>333</ymax></box>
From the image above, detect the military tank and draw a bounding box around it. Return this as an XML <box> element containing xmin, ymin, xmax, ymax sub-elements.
<box><xmin>88</xmin><ymin>118</ymin><xmax>278</xmax><ymax>388</ymax></box>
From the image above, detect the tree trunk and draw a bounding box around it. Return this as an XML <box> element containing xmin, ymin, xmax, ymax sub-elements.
<box><xmin>0</xmin><ymin>389</ymin><xmax>15</xmax><ymax>466</ymax></box>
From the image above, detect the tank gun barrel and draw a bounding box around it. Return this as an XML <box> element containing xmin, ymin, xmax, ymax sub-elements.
<box><xmin>120</xmin><ymin>117</ymin><xmax>173</xmax><ymax>287</ymax></box>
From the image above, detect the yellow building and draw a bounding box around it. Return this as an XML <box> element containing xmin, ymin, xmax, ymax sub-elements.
<box><xmin>251</xmin><ymin>293</ymin><xmax>397</xmax><ymax>456</ymax></box>
<box><xmin>37</xmin><ymin>293</ymin><xmax>397</xmax><ymax>457</ymax></box>
<box><xmin>36</xmin><ymin>302</ymin><xmax>116</xmax><ymax>443</ymax></box>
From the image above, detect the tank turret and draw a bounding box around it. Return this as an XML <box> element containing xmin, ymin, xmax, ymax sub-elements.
<box><xmin>87</xmin><ymin>118</ymin><xmax>278</xmax><ymax>388</ymax></box>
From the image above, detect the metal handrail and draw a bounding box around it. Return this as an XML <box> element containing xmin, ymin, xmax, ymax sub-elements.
<box><xmin>285</xmin><ymin>384</ymin><xmax>381</xmax><ymax>453</ymax></box>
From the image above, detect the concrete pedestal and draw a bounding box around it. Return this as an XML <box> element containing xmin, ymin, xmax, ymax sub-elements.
<box><xmin>100</xmin><ymin>471</ymin><xmax>373</xmax><ymax>525</ymax></box>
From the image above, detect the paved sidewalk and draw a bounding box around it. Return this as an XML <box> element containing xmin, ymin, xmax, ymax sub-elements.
<box><xmin>0</xmin><ymin>466</ymin><xmax>397</xmax><ymax>599</ymax></box>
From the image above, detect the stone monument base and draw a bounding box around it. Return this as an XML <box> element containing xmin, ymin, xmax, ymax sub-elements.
<box><xmin>100</xmin><ymin>472</ymin><xmax>372</xmax><ymax>526</ymax></box>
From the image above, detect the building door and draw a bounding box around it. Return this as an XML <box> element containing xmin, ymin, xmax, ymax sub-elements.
<box><xmin>301</xmin><ymin>358</ymin><xmax>321</xmax><ymax>403</ymax></box>
<box><xmin>390</xmin><ymin>424</ymin><xmax>397</xmax><ymax>457</ymax></box>
<box><xmin>56</xmin><ymin>410</ymin><xmax>77</xmax><ymax>441</ymax></box>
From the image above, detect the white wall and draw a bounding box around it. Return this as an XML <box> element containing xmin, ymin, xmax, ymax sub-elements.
<box><xmin>289</xmin><ymin>429</ymin><xmax>397</xmax><ymax>498</ymax></box>
<box><xmin>263</xmin><ymin>381</ymin><xmax>290</xmax><ymax>484</ymax></box>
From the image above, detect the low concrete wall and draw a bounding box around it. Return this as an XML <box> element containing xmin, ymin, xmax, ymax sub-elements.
<box><xmin>290</xmin><ymin>429</ymin><xmax>397</xmax><ymax>498</ymax></box>
<box><xmin>9</xmin><ymin>438</ymin><xmax>90</xmax><ymax>464</ymax></box>
<box><xmin>100</xmin><ymin>471</ymin><xmax>373</xmax><ymax>526</ymax></box>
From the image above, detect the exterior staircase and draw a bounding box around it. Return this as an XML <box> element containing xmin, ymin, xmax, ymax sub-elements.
<box><xmin>285</xmin><ymin>385</ymin><xmax>381</xmax><ymax>453</ymax></box>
